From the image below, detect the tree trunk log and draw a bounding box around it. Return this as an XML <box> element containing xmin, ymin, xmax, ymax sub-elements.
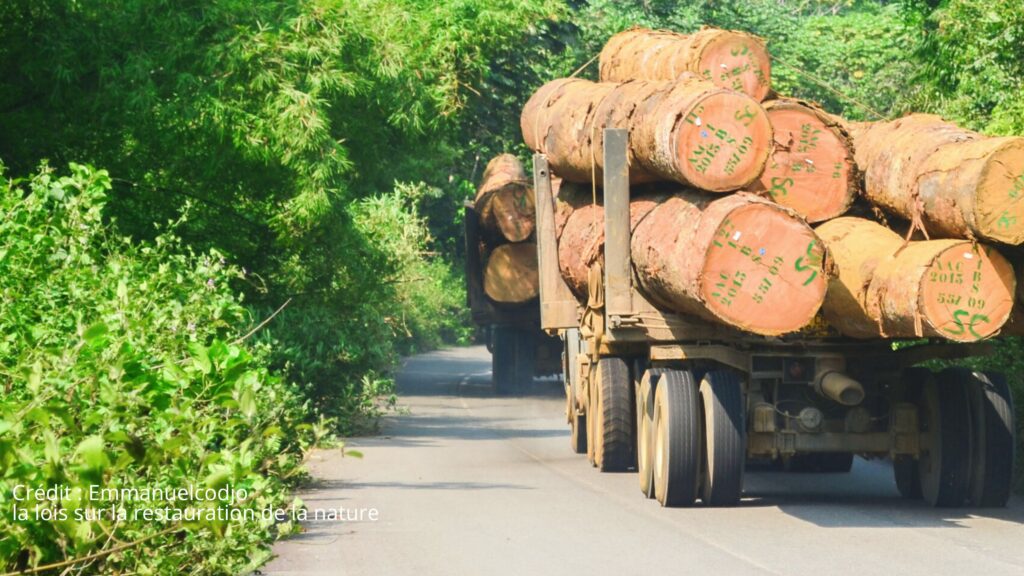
<box><xmin>483</xmin><ymin>242</ymin><xmax>539</xmax><ymax>304</ymax></box>
<box><xmin>520</xmin><ymin>76</ymin><xmax>772</xmax><ymax>192</ymax></box>
<box><xmin>850</xmin><ymin>114</ymin><xmax>1024</xmax><ymax>245</ymax></box>
<box><xmin>751</xmin><ymin>98</ymin><xmax>857</xmax><ymax>223</ymax></box>
<box><xmin>557</xmin><ymin>189</ymin><xmax>827</xmax><ymax>336</ymax></box>
<box><xmin>474</xmin><ymin>154</ymin><xmax>535</xmax><ymax>243</ymax></box>
<box><xmin>817</xmin><ymin>217</ymin><xmax>1015</xmax><ymax>341</ymax></box>
<box><xmin>598</xmin><ymin>27</ymin><xmax>772</xmax><ymax>102</ymax></box>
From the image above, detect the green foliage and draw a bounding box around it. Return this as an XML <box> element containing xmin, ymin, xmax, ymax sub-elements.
<box><xmin>903</xmin><ymin>0</ymin><xmax>1024</xmax><ymax>134</ymax></box>
<box><xmin>0</xmin><ymin>0</ymin><xmax>557</xmax><ymax>420</ymax></box>
<box><xmin>0</xmin><ymin>164</ymin><xmax>315</xmax><ymax>573</ymax></box>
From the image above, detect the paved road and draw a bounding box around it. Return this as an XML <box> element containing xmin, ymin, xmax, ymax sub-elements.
<box><xmin>264</xmin><ymin>346</ymin><xmax>1024</xmax><ymax>576</ymax></box>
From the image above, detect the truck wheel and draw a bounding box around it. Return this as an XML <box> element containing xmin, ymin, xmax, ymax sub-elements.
<box><xmin>591</xmin><ymin>357</ymin><xmax>635</xmax><ymax>472</ymax></box>
<box><xmin>638</xmin><ymin>368</ymin><xmax>666</xmax><ymax>498</ymax></box>
<box><xmin>653</xmin><ymin>369</ymin><xmax>702</xmax><ymax>507</ymax></box>
<box><xmin>492</xmin><ymin>326</ymin><xmax>517</xmax><ymax>395</ymax></box>
<box><xmin>894</xmin><ymin>367</ymin><xmax>929</xmax><ymax>499</ymax></box>
<box><xmin>514</xmin><ymin>328</ymin><xmax>536</xmax><ymax>388</ymax></box>
<box><xmin>571</xmin><ymin>410</ymin><xmax>588</xmax><ymax>455</ymax></box>
<box><xmin>919</xmin><ymin>369</ymin><xmax>972</xmax><ymax>507</ymax></box>
<box><xmin>699</xmin><ymin>370</ymin><xmax>745</xmax><ymax>506</ymax></box>
<box><xmin>961</xmin><ymin>369</ymin><xmax>1015</xmax><ymax>507</ymax></box>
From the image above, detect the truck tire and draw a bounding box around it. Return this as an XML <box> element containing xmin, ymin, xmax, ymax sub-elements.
<box><xmin>571</xmin><ymin>410</ymin><xmax>588</xmax><ymax>455</ymax></box>
<box><xmin>653</xmin><ymin>369</ymin><xmax>702</xmax><ymax>507</ymax></box>
<box><xmin>514</xmin><ymin>328</ymin><xmax>536</xmax><ymax>388</ymax></box>
<box><xmin>920</xmin><ymin>369</ymin><xmax>973</xmax><ymax>507</ymax></box>
<box><xmin>638</xmin><ymin>368</ymin><xmax>666</xmax><ymax>498</ymax></box>
<box><xmin>492</xmin><ymin>326</ymin><xmax>517</xmax><ymax>395</ymax></box>
<box><xmin>591</xmin><ymin>357</ymin><xmax>635</xmax><ymax>472</ymax></box>
<box><xmin>894</xmin><ymin>367</ymin><xmax>929</xmax><ymax>500</ymax></box>
<box><xmin>960</xmin><ymin>369</ymin><xmax>1015</xmax><ymax>507</ymax></box>
<box><xmin>699</xmin><ymin>370</ymin><xmax>745</xmax><ymax>506</ymax></box>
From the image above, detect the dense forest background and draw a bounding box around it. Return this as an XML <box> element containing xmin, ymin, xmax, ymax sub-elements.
<box><xmin>2</xmin><ymin>0</ymin><xmax>1024</xmax><ymax>573</ymax></box>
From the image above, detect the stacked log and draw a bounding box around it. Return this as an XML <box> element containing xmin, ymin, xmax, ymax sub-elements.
<box><xmin>599</xmin><ymin>27</ymin><xmax>772</xmax><ymax>102</ymax></box>
<box><xmin>752</xmin><ymin>99</ymin><xmax>858</xmax><ymax>223</ymax></box>
<box><xmin>483</xmin><ymin>243</ymin><xmax>539</xmax><ymax>304</ymax></box>
<box><xmin>475</xmin><ymin>154</ymin><xmax>539</xmax><ymax>305</ymax></box>
<box><xmin>474</xmin><ymin>154</ymin><xmax>535</xmax><ymax>243</ymax></box>
<box><xmin>512</xmin><ymin>26</ymin><xmax>1024</xmax><ymax>342</ymax></box>
<box><xmin>557</xmin><ymin>189</ymin><xmax>828</xmax><ymax>336</ymax></box>
<box><xmin>850</xmin><ymin>114</ymin><xmax>1024</xmax><ymax>245</ymax></box>
<box><xmin>520</xmin><ymin>76</ymin><xmax>773</xmax><ymax>192</ymax></box>
<box><xmin>817</xmin><ymin>217</ymin><xmax>1016</xmax><ymax>342</ymax></box>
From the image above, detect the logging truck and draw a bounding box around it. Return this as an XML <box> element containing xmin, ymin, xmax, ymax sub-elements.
<box><xmin>534</xmin><ymin>129</ymin><xmax>1017</xmax><ymax>508</ymax></box>
<box><xmin>464</xmin><ymin>194</ymin><xmax>561</xmax><ymax>394</ymax></box>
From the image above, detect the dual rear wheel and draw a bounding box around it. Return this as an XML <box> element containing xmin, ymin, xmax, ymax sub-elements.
<box><xmin>895</xmin><ymin>367</ymin><xmax>1015</xmax><ymax>508</ymax></box>
<box><xmin>639</xmin><ymin>367</ymin><xmax>746</xmax><ymax>507</ymax></box>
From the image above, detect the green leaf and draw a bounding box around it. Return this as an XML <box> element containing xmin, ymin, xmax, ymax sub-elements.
<box><xmin>204</xmin><ymin>468</ymin><xmax>232</xmax><ymax>490</ymax></box>
<box><xmin>44</xmin><ymin>430</ymin><xmax>61</xmax><ymax>465</ymax></box>
<box><xmin>82</xmin><ymin>322</ymin><xmax>109</xmax><ymax>345</ymax></box>
<box><xmin>76</xmin><ymin>435</ymin><xmax>108</xmax><ymax>470</ymax></box>
<box><xmin>238</xmin><ymin>387</ymin><xmax>256</xmax><ymax>419</ymax></box>
<box><xmin>190</xmin><ymin>342</ymin><xmax>212</xmax><ymax>374</ymax></box>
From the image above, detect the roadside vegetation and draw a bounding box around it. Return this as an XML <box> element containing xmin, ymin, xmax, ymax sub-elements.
<box><xmin>1</xmin><ymin>0</ymin><xmax>1023</xmax><ymax>573</ymax></box>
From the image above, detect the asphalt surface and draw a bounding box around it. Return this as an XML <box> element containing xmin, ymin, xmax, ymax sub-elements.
<box><xmin>264</xmin><ymin>345</ymin><xmax>1024</xmax><ymax>576</ymax></box>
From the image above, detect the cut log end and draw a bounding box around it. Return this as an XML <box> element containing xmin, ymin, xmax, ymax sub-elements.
<box><xmin>917</xmin><ymin>243</ymin><xmax>1015</xmax><ymax>342</ymax></box>
<box><xmin>975</xmin><ymin>139</ymin><xmax>1024</xmax><ymax>244</ymax></box>
<box><xmin>697</xmin><ymin>32</ymin><xmax>772</xmax><ymax>102</ymax></box>
<box><xmin>698</xmin><ymin>202</ymin><xmax>827</xmax><ymax>335</ymax></box>
<box><xmin>674</xmin><ymin>90</ymin><xmax>772</xmax><ymax>192</ymax></box>
<box><xmin>757</xmin><ymin>102</ymin><xmax>856</xmax><ymax>223</ymax></box>
<box><xmin>486</xmin><ymin>183</ymin><xmax>536</xmax><ymax>242</ymax></box>
<box><xmin>484</xmin><ymin>243</ymin><xmax>539</xmax><ymax>304</ymax></box>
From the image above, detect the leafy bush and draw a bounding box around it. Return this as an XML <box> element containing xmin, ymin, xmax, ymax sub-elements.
<box><xmin>0</xmin><ymin>164</ymin><xmax>317</xmax><ymax>573</ymax></box>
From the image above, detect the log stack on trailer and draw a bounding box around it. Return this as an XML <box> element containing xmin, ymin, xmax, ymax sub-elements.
<box><xmin>514</xmin><ymin>25</ymin><xmax>1022</xmax><ymax>510</ymax></box>
<box><xmin>466</xmin><ymin>154</ymin><xmax>560</xmax><ymax>393</ymax></box>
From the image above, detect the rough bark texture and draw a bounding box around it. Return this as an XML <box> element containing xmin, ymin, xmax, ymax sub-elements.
<box><xmin>474</xmin><ymin>154</ymin><xmax>535</xmax><ymax>242</ymax></box>
<box><xmin>599</xmin><ymin>27</ymin><xmax>772</xmax><ymax>102</ymax></box>
<box><xmin>752</xmin><ymin>99</ymin><xmax>857</xmax><ymax>223</ymax></box>
<box><xmin>851</xmin><ymin>114</ymin><xmax>1024</xmax><ymax>245</ymax></box>
<box><xmin>557</xmin><ymin>190</ymin><xmax>827</xmax><ymax>335</ymax></box>
<box><xmin>483</xmin><ymin>242</ymin><xmax>539</xmax><ymax>304</ymax></box>
<box><xmin>553</xmin><ymin>180</ymin><xmax>593</xmax><ymax>241</ymax></box>
<box><xmin>520</xmin><ymin>76</ymin><xmax>772</xmax><ymax>192</ymax></box>
<box><xmin>817</xmin><ymin>217</ymin><xmax>1016</xmax><ymax>341</ymax></box>
<box><xmin>816</xmin><ymin>218</ymin><xmax>910</xmax><ymax>338</ymax></box>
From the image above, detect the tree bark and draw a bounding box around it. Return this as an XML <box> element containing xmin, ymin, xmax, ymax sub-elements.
<box><xmin>751</xmin><ymin>98</ymin><xmax>857</xmax><ymax>223</ymax></box>
<box><xmin>817</xmin><ymin>217</ymin><xmax>1016</xmax><ymax>341</ymax></box>
<box><xmin>520</xmin><ymin>76</ymin><xmax>772</xmax><ymax>192</ymax></box>
<box><xmin>474</xmin><ymin>154</ymin><xmax>535</xmax><ymax>243</ymax></box>
<box><xmin>850</xmin><ymin>114</ymin><xmax>1024</xmax><ymax>245</ymax></box>
<box><xmin>598</xmin><ymin>27</ymin><xmax>772</xmax><ymax>102</ymax></box>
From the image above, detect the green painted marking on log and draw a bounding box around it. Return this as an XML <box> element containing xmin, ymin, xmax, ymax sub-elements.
<box><xmin>730</xmin><ymin>45</ymin><xmax>751</xmax><ymax>57</ymax></box>
<box><xmin>734</xmin><ymin>106</ymin><xmax>757</xmax><ymax>127</ymax></box>
<box><xmin>997</xmin><ymin>210</ymin><xmax>1017</xmax><ymax>229</ymax></box>
<box><xmin>794</xmin><ymin>241</ymin><xmax>821</xmax><ymax>286</ymax></box>
<box><xmin>832</xmin><ymin>162</ymin><xmax>844</xmax><ymax>179</ymax></box>
<box><xmin>1010</xmin><ymin>173</ymin><xmax>1024</xmax><ymax>199</ymax></box>
<box><xmin>689</xmin><ymin>143</ymin><xmax>721</xmax><ymax>174</ymax></box>
<box><xmin>945</xmin><ymin>310</ymin><xmax>990</xmax><ymax>339</ymax></box>
<box><xmin>724</xmin><ymin>136</ymin><xmax>753</xmax><ymax>175</ymax></box>
<box><xmin>769</xmin><ymin>177</ymin><xmax>793</xmax><ymax>198</ymax></box>
<box><xmin>796</xmin><ymin>123</ymin><xmax>821</xmax><ymax>153</ymax></box>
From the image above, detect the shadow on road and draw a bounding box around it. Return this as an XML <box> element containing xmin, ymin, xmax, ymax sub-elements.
<box><xmin>739</xmin><ymin>459</ymin><xmax>1024</xmax><ymax>528</ymax></box>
